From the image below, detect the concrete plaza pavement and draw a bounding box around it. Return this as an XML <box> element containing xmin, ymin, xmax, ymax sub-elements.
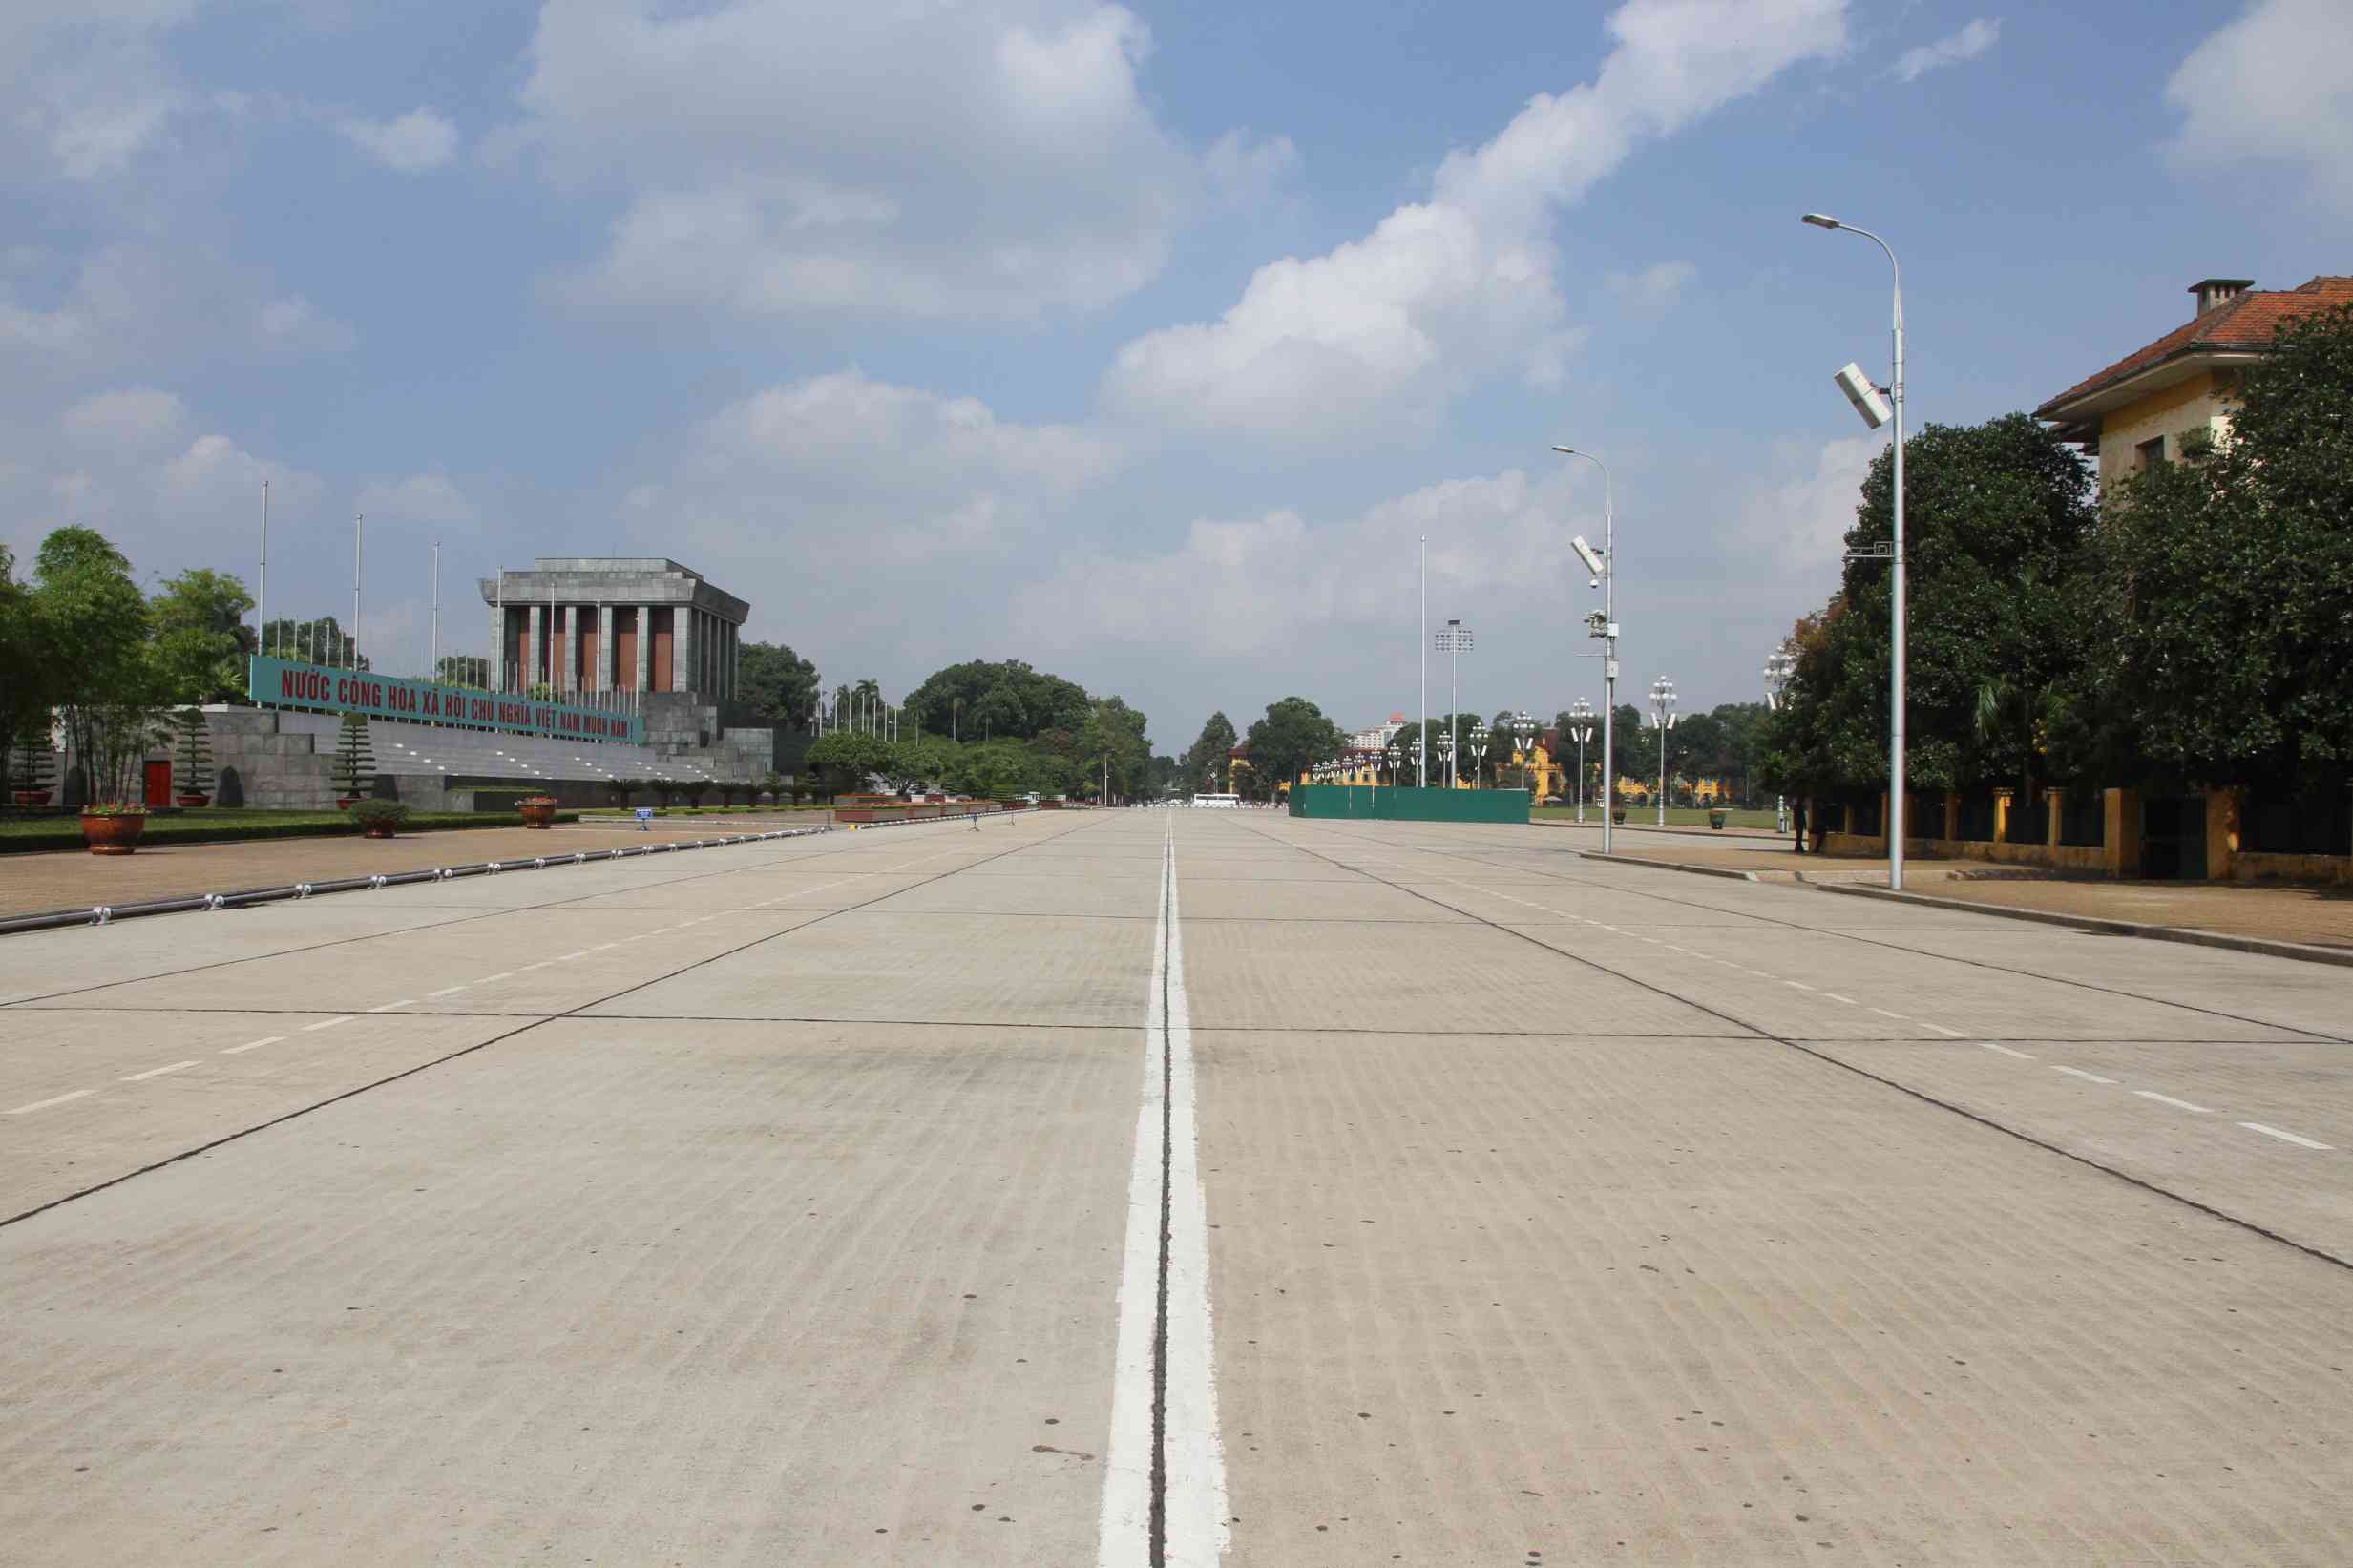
<box><xmin>1</xmin><ymin>810</ymin><xmax>2350</xmax><ymax>1563</ymax></box>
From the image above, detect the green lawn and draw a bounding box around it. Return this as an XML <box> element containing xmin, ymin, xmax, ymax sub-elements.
<box><xmin>1532</xmin><ymin>805</ymin><xmax>1784</xmax><ymax>830</ymax></box>
<box><xmin>0</xmin><ymin>806</ymin><xmax>579</xmax><ymax>854</ymax></box>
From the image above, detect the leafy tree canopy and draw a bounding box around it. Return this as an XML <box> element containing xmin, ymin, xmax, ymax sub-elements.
<box><xmin>739</xmin><ymin>640</ymin><xmax>821</xmax><ymax>729</ymax></box>
<box><xmin>904</xmin><ymin>659</ymin><xmax>1091</xmax><ymax>743</ymax></box>
<box><xmin>1244</xmin><ymin>697</ymin><xmax>1344</xmax><ymax>795</ymax></box>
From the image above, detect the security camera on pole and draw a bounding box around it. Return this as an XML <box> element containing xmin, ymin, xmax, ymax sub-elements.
<box><xmin>1551</xmin><ymin>447</ymin><xmax>1616</xmax><ymax>854</ymax></box>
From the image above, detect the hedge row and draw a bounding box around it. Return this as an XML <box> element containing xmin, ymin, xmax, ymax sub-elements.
<box><xmin>0</xmin><ymin>810</ymin><xmax>582</xmax><ymax>855</ymax></box>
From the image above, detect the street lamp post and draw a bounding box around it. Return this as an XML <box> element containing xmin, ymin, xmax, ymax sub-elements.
<box><xmin>1803</xmin><ymin>211</ymin><xmax>1906</xmax><ymax>889</ymax></box>
<box><xmin>1436</xmin><ymin>728</ymin><xmax>1455</xmax><ymax>788</ymax></box>
<box><xmin>1649</xmin><ymin>677</ymin><xmax>1677</xmax><ymax>826</ymax></box>
<box><xmin>1763</xmin><ymin>642</ymin><xmax>1796</xmax><ymax>832</ymax></box>
<box><xmin>1467</xmin><ymin>722</ymin><xmax>1489</xmax><ymax>788</ymax></box>
<box><xmin>1551</xmin><ymin>446</ymin><xmax>1616</xmax><ymax>854</ymax></box>
<box><xmin>1511</xmin><ymin>711</ymin><xmax>1537</xmax><ymax>794</ymax></box>
<box><xmin>1567</xmin><ymin>698</ymin><xmax>1595</xmax><ymax>823</ymax></box>
<box><xmin>1383</xmin><ymin>743</ymin><xmax>1402</xmax><ymax>788</ymax></box>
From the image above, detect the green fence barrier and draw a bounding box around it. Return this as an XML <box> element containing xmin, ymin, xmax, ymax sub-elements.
<box><xmin>1289</xmin><ymin>785</ymin><xmax>1530</xmax><ymax>823</ymax></box>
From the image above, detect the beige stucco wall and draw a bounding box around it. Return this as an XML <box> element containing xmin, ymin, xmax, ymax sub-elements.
<box><xmin>2096</xmin><ymin>370</ymin><xmax>2234</xmax><ymax>491</ymax></box>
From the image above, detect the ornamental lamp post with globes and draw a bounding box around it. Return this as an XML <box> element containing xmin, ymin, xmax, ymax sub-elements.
<box><xmin>1567</xmin><ymin>697</ymin><xmax>1595</xmax><ymax>822</ymax></box>
<box><xmin>1649</xmin><ymin>677</ymin><xmax>1677</xmax><ymax>826</ymax></box>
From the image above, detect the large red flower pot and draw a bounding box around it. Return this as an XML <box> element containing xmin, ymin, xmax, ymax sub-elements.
<box><xmin>177</xmin><ymin>793</ymin><xmax>209</xmax><ymax>808</ymax></box>
<box><xmin>81</xmin><ymin>813</ymin><xmax>147</xmax><ymax>855</ymax></box>
<box><xmin>519</xmin><ymin>801</ymin><xmax>557</xmax><ymax>829</ymax></box>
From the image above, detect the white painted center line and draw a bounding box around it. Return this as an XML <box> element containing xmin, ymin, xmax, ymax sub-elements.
<box><xmin>7</xmin><ymin>1089</ymin><xmax>95</xmax><ymax>1115</ymax></box>
<box><xmin>427</xmin><ymin>985</ymin><xmax>469</xmax><ymax>998</ymax></box>
<box><xmin>220</xmin><ymin>1035</ymin><xmax>284</xmax><ymax>1056</ymax></box>
<box><xmin>2052</xmin><ymin>1066</ymin><xmax>2117</xmax><ymax>1083</ymax></box>
<box><xmin>2135</xmin><ymin>1091</ymin><xmax>2214</xmax><ymax>1114</ymax></box>
<box><xmin>520</xmin><ymin>962</ymin><xmax>554</xmax><ymax>972</ymax></box>
<box><xmin>367</xmin><ymin>999</ymin><xmax>415</xmax><ymax>1012</ymax></box>
<box><xmin>121</xmin><ymin>1059</ymin><xmax>199</xmax><ymax>1082</ymax></box>
<box><xmin>2240</xmin><ymin>1122</ymin><xmax>2333</xmax><ymax>1151</ymax></box>
<box><xmin>476</xmin><ymin>972</ymin><xmax>515</xmax><ymax>984</ymax></box>
<box><xmin>1981</xmin><ymin>1043</ymin><xmax>2036</xmax><ymax>1059</ymax></box>
<box><xmin>1923</xmin><ymin>1023</ymin><xmax>1966</xmax><ymax>1038</ymax></box>
<box><xmin>1822</xmin><ymin>993</ymin><xmax>1858</xmax><ymax>1005</ymax></box>
<box><xmin>1869</xmin><ymin>1007</ymin><xmax>1907</xmax><ymax>1020</ymax></box>
<box><xmin>591</xmin><ymin>943</ymin><xmax>618</xmax><ymax>951</ymax></box>
<box><xmin>1783</xmin><ymin>980</ymin><xmax>1816</xmax><ymax>992</ymax></box>
<box><xmin>301</xmin><ymin>1015</ymin><xmax>354</xmax><ymax>1033</ymax></box>
<box><xmin>556</xmin><ymin>951</ymin><xmax>589</xmax><ymax>962</ymax></box>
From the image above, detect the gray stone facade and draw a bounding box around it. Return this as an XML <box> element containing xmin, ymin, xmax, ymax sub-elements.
<box><xmin>479</xmin><ymin>557</ymin><xmax>747</xmax><ymax>703</ymax></box>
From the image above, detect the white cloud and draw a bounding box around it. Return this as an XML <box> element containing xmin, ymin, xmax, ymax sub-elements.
<box><xmin>1891</xmin><ymin>18</ymin><xmax>2001</xmax><ymax>83</ymax></box>
<box><xmin>1014</xmin><ymin>467</ymin><xmax>1588</xmax><ymax>659</ymax></box>
<box><xmin>0</xmin><ymin>4</ymin><xmax>197</xmax><ymax>178</ymax></box>
<box><xmin>255</xmin><ymin>293</ymin><xmax>360</xmax><ymax>353</ymax></box>
<box><xmin>1607</xmin><ymin>260</ymin><xmax>1697</xmax><ymax>310</ymax></box>
<box><xmin>61</xmin><ymin>387</ymin><xmax>188</xmax><ymax>453</ymax></box>
<box><xmin>1722</xmin><ymin>433</ymin><xmax>1883</xmax><ymax>574</ymax></box>
<box><xmin>1102</xmin><ymin>0</ymin><xmax>1847</xmax><ymax>441</ymax></box>
<box><xmin>337</xmin><ymin>107</ymin><xmax>460</xmax><ymax>172</ymax></box>
<box><xmin>513</xmin><ymin>0</ymin><xmax>1242</xmax><ymax>324</ymax></box>
<box><xmin>627</xmin><ymin>370</ymin><xmax>1120</xmax><ymax>568</ymax></box>
<box><xmin>356</xmin><ymin>473</ymin><xmax>481</xmax><ymax>528</ymax></box>
<box><xmin>2166</xmin><ymin>0</ymin><xmax>2353</xmax><ymax>213</ymax></box>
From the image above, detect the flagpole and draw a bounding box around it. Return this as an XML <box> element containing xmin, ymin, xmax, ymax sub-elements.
<box><xmin>257</xmin><ymin>479</ymin><xmax>270</xmax><ymax>659</ymax></box>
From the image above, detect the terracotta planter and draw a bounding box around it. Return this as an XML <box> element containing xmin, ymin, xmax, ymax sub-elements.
<box><xmin>519</xmin><ymin>801</ymin><xmax>557</xmax><ymax>829</ymax></box>
<box><xmin>177</xmin><ymin>792</ymin><xmax>210</xmax><ymax>808</ymax></box>
<box><xmin>81</xmin><ymin>812</ymin><xmax>147</xmax><ymax>855</ymax></box>
<box><xmin>361</xmin><ymin>823</ymin><xmax>396</xmax><ymax>840</ymax></box>
<box><xmin>11</xmin><ymin>790</ymin><xmax>50</xmax><ymax>806</ymax></box>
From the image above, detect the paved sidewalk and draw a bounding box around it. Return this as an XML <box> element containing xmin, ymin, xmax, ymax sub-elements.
<box><xmin>0</xmin><ymin>813</ymin><xmax>827</xmax><ymax>919</ymax></box>
<box><xmin>1905</xmin><ymin>875</ymin><xmax>2353</xmax><ymax>951</ymax></box>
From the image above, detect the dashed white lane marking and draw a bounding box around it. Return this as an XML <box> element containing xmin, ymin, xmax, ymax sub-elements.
<box><xmin>120</xmin><ymin>1059</ymin><xmax>198</xmax><ymax>1082</ymax></box>
<box><xmin>301</xmin><ymin>1015</ymin><xmax>354</xmax><ymax>1033</ymax></box>
<box><xmin>555</xmin><ymin>951</ymin><xmax>589</xmax><ymax>962</ymax></box>
<box><xmin>427</xmin><ymin>985</ymin><xmax>469</xmax><ymax>998</ymax></box>
<box><xmin>591</xmin><ymin>943</ymin><xmax>618</xmax><ymax>951</ymax></box>
<box><xmin>1922</xmin><ymin>1023</ymin><xmax>1966</xmax><ymax>1037</ymax></box>
<box><xmin>2240</xmin><ymin>1122</ymin><xmax>2333</xmax><ymax>1151</ymax></box>
<box><xmin>476</xmin><ymin>972</ymin><xmax>515</xmax><ymax>983</ymax></box>
<box><xmin>2135</xmin><ymin>1091</ymin><xmax>2214</xmax><ymax>1114</ymax></box>
<box><xmin>7</xmin><ymin>1089</ymin><xmax>95</xmax><ymax>1115</ymax></box>
<box><xmin>520</xmin><ymin>961</ymin><xmax>555</xmax><ymax>972</ymax></box>
<box><xmin>1869</xmin><ymin>1007</ymin><xmax>1907</xmax><ymax>1020</ymax></box>
<box><xmin>1981</xmin><ymin>1043</ymin><xmax>2036</xmax><ymax>1059</ymax></box>
<box><xmin>1783</xmin><ymin>980</ymin><xmax>1816</xmax><ymax>992</ymax></box>
<box><xmin>220</xmin><ymin>1035</ymin><xmax>283</xmax><ymax>1056</ymax></box>
<box><xmin>2052</xmin><ymin>1065</ymin><xmax>2118</xmax><ymax>1083</ymax></box>
<box><xmin>1822</xmin><ymin>993</ymin><xmax>1858</xmax><ymax>1005</ymax></box>
<box><xmin>367</xmin><ymin>999</ymin><xmax>415</xmax><ymax>1012</ymax></box>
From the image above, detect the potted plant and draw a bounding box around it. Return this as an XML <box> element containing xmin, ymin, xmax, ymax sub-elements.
<box><xmin>80</xmin><ymin>801</ymin><xmax>148</xmax><ymax>855</ymax></box>
<box><xmin>1612</xmin><ymin>805</ymin><xmax>1627</xmax><ymax>825</ymax></box>
<box><xmin>757</xmin><ymin>770</ymin><xmax>782</xmax><ymax>807</ymax></box>
<box><xmin>518</xmin><ymin>794</ymin><xmax>558</xmax><ymax>829</ymax></box>
<box><xmin>1709</xmin><ymin>809</ymin><xmax>1727</xmax><ymax>830</ymax></box>
<box><xmin>333</xmin><ymin>711</ymin><xmax>374</xmax><ymax>809</ymax></box>
<box><xmin>173</xmin><ymin>706</ymin><xmax>214</xmax><ymax>807</ymax></box>
<box><xmin>348</xmin><ymin>798</ymin><xmax>410</xmax><ymax>840</ymax></box>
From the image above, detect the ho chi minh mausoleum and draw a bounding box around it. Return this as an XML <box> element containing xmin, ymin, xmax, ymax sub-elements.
<box><xmin>194</xmin><ymin>558</ymin><xmax>783</xmax><ymax>812</ymax></box>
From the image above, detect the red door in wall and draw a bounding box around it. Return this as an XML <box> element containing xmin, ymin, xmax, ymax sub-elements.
<box><xmin>143</xmin><ymin>759</ymin><xmax>173</xmax><ymax>807</ymax></box>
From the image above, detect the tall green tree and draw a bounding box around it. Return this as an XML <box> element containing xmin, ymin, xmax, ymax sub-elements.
<box><xmin>1244</xmin><ymin>697</ymin><xmax>1344</xmax><ymax>795</ymax></box>
<box><xmin>262</xmin><ymin>614</ymin><xmax>368</xmax><ymax>669</ymax></box>
<box><xmin>1080</xmin><ymin>696</ymin><xmax>1152</xmax><ymax>802</ymax></box>
<box><xmin>32</xmin><ymin>527</ymin><xmax>163</xmax><ymax>805</ymax></box>
<box><xmin>150</xmin><ymin>567</ymin><xmax>256</xmax><ymax>704</ymax></box>
<box><xmin>904</xmin><ymin>659</ymin><xmax>1091</xmax><ymax>742</ymax></box>
<box><xmin>1182</xmin><ymin>710</ymin><xmax>1238</xmax><ymax>794</ymax></box>
<box><xmin>739</xmin><ymin>641</ymin><xmax>821</xmax><ymax>728</ymax></box>
<box><xmin>0</xmin><ymin>547</ymin><xmax>46</xmax><ymax>800</ymax></box>
<box><xmin>2070</xmin><ymin>303</ymin><xmax>2353</xmax><ymax>796</ymax></box>
<box><xmin>1761</xmin><ymin>413</ymin><xmax>2097</xmax><ymax>801</ymax></box>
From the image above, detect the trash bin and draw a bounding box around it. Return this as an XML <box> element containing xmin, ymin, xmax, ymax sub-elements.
<box><xmin>1709</xmin><ymin>810</ymin><xmax>1727</xmax><ymax>830</ymax></box>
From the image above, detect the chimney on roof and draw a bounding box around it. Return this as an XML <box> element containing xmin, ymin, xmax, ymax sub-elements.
<box><xmin>2189</xmin><ymin>278</ymin><xmax>2255</xmax><ymax>318</ymax></box>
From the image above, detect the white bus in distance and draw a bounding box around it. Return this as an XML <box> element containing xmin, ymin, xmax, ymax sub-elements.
<box><xmin>1191</xmin><ymin>793</ymin><xmax>1241</xmax><ymax>808</ymax></box>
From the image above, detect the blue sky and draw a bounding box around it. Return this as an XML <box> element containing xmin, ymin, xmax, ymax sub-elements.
<box><xmin>6</xmin><ymin>0</ymin><xmax>2348</xmax><ymax>754</ymax></box>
